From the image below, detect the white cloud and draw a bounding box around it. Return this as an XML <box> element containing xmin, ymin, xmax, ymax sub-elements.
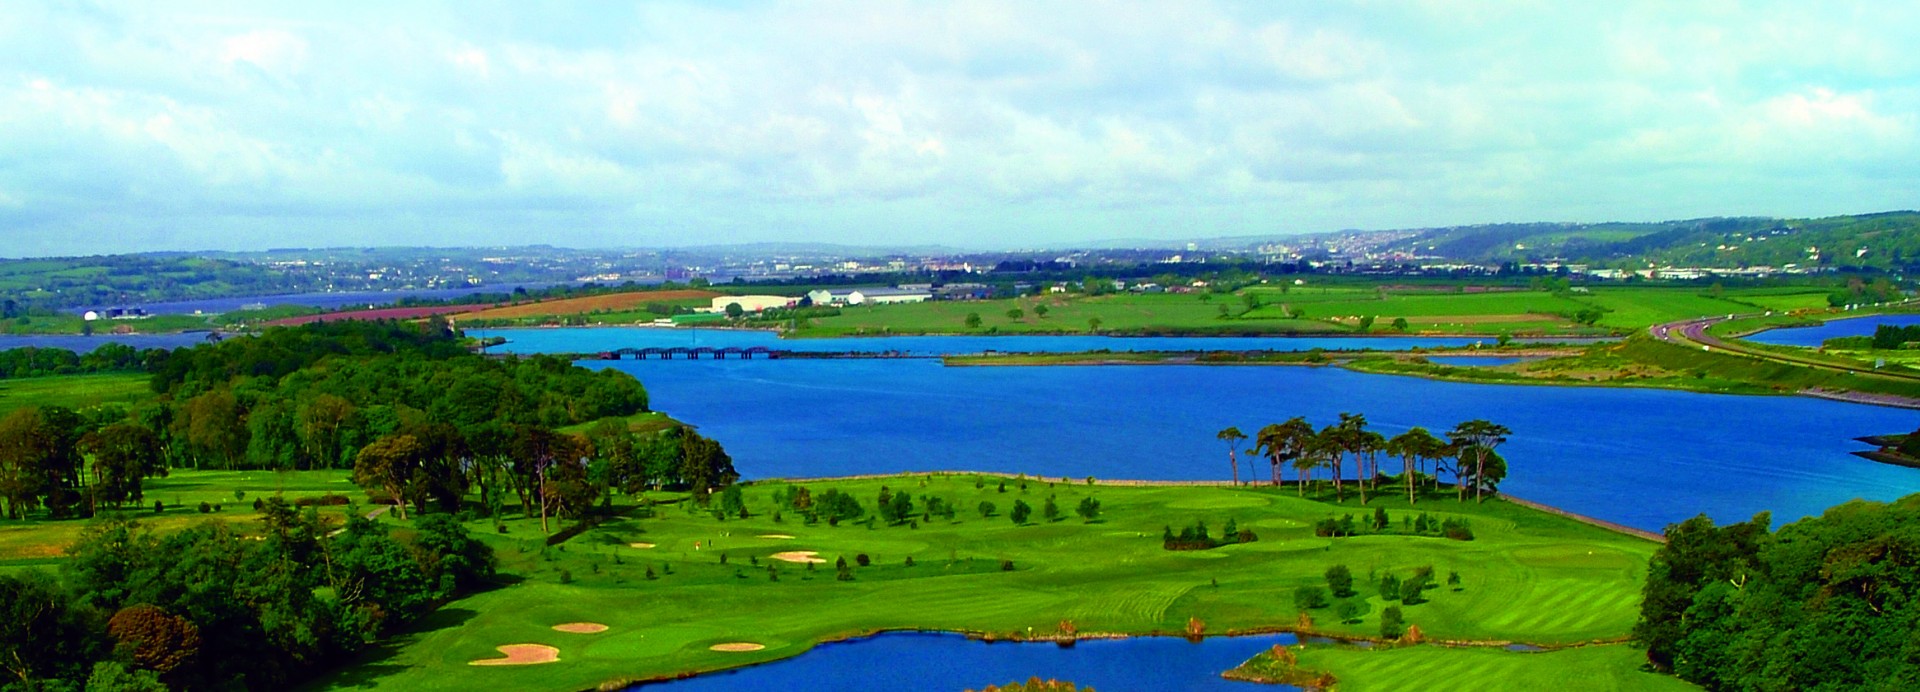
<box><xmin>0</xmin><ymin>0</ymin><xmax>1916</xmax><ymax>254</ymax></box>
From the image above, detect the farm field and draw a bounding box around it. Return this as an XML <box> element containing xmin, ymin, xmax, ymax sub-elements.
<box><xmin>1569</xmin><ymin>288</ymin><xmax>1756</xmax><ymax>330</ymax></box>
<box><xmin>0</xmin><ymin>373</ymin><xmax>152</xmax><ymax>414</ymax></box>
<box><xmin>317</xmin><ymin>475</ymin><xmax>1659</xmax><ymax>691</ymax></box>
<box><xmin>456</xmin><ymin>290</ymin><xmax>722</xmax><ymax>321</ymax></box>
<box><xmin>795</xmin><ymin>292</ymin><xmax>1339</xmax><ymax>336</ymax></box>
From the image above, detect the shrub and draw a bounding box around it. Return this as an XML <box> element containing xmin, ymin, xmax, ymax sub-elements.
<box><xmin>1380</xmin><ymin>606</ymin><xmax>1405</xmax><ymax>639</ymax></box>
<box><xmin>1000</xmin><ymin>559</ymin><xmax>1015</xmax><ymax>571</ymax></box>
<box><xmin>978</xmin><ymin>501</ymin><xmax>997</xmax><ymax>517</ymax></box>
<box><xmin>1400</xmin><ymin>577</ymin><xmax>1428</xmax><ymax>605</ymax></box>
<box><xmin>1335</xmin><ymin>600</ymin><xmax>1364</xmax><ymax>624</ymax></box>
<box><xmin>1378</xmin><ymin>573</ymin><xmax>1401</xmax><ymax>601</ymax></box>
<box><xmin>1293</xmin><ymin>585</ymin><xmax>1329</xmax><ymax>610</ymax></box>
<box><xmin>153</xmin><ymin>501</ymin><xmax>163</xmax><ymax>513</ymax></box>
<box><xmin>1325</xmin><ymin>565</ymin><xmax>1354</xmax><ymax>597</ymax></box>
<box><xmin>855</xmin><ymin>554</ymin><xmax>870</xmax><ymax>567</ymax></box>
<box><xmin>197</xmin><ymin>502</ymin><xmax>211</xmax><ymax>514</ymax></box>
<box><xmin>1010</xmin><ymin>500</ymin><xmax>1032</xmax><ymax>525</ymax></box>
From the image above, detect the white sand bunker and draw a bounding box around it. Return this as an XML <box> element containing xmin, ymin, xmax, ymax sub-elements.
<box><xmin>759</xmin><ymin>534</ymin><xmax>796</xmax><ymax>539</ymax></box>
<box><xmin>628</xmin><ymin>542</ymin><xmax>656</xmax><ymax>549</ymax></box>
<box><xmin>552</xmin><ymin>622</ymin><xmax>608</xmax><ymax>634</ymax></box>
<box><xmin>710</xmin><ymin>642</ymin><xmax>767</xmax><ymax>652</ymax></box>
<box><xmin>469</xmin><ymin>644</ymin><xmax>560</xmax><ymax>666</ymax></box>
<box><xmin>770</xmin><ymin>551</ymin><xmax>827</xmax><ymax>564</ymax></box>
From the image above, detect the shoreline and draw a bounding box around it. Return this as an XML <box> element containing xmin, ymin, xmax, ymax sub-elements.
<box><xmin>752</xmin><ymin>470</ymin><xmax>1666</xmax><ymax>543</ymax></box>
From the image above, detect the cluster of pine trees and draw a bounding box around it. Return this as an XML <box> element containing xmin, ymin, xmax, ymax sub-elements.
<box><xmin>1636</xmin><ymin>496</ymin><xmax>1920</xmax><ymax>689</ymax></box>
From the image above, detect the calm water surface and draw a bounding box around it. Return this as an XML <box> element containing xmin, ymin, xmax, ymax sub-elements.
<box><xmin>634</xmin><ymin>632</ymin><xmax>1298</xmax><ymax>692</ymax></box>
<box><xmin>477</xmin><ymin>326</ymin><xmax>1563</xmax><ymax>356</ymax></box>
<box><xmin>1744</xmin><ymin>313</ymin><xmax>1920</xmax><ymax>347</ymax></box>
<box><xmin>471</xmin><ymin>328</ymin><xmax>1920</xmax><ymax>532</ymax></box>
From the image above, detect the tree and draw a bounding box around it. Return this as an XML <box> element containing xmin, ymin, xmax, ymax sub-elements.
<box><xmin>1075</xmin><ymin>496</ymin><xmax>1100</xmax><ymax>522</ymax></box>
<box><xmin>978</xmin><ymin>500</ymin><xmax>996</xmax><ymax>517</ymax></box>
<box><xmin>1254</xmin><ymin>417</ymin><xmax>1314</xmax><ymax>489</ymax></box>
<box><xmin>1216</xmin><ymin>426</ymin><xmax>1247</xmax><ymax>485</ymax></box>
<box><xmin>353</xmin><ymin>434</ymin><xmax>424</xmax><ymax>520</ymax></box>
<box><xmin>1033</xmin><ymin>304</ymin><xmax>1049</xmax><ymax>318</ymax></box>
<box><xmin>1087</xmin><ymin>317</ymin><xmax>1102</xmax><ymax>332</ymax></box>
<box><xmin>106</xmin><ymin>604</ymin><xmax>200</xmax><ymax>678</ymax></box>
<box><xmin>1010</xmin><ymin>499</ymin><xmax>1032</xmax><ymax>525</ymax></box>
<box><xmin>80</xmin><ymin>423</ymin><xmax>165</xmax><ymax>511</ymax></box>
<box><xmin>1042</xmin><ymin>496</ymin><xmax>1061</xmax><ymax>522</ymax></box>
<box><xmin>0</xmin><ymin>408</ymin><xmax>70</xmax><ymax>519</ymax></box>
<box><xmin>1324</xmin><ymin>564</ymin><xmax>1354</xmax><ymax>597</ymax></box>
<box><xmin>1380</xmin><ymin>606</ymin><xmax>1404</xmax><ymax>639</ymax></box>
<box><xmin>1385</xmin><ymin>427</ymin><xmax>1445</xmax><ymax>506</ymax></box>
<box><xmin>1391</xmin><ymin>317</ymin><xmax>1409</xmax><ymax>331</ymax></box>
<box><xmin>724</xmin><ymin>302</ymin><xmax>745</xmax><ymax>319</ymax></box>
<box><xmin>1447</xmin><ymin>420</ymin><xmax>1512</xmax><ymax>502</ymax></box>
<box><xmin>0</xmin><ymin>571</ymin><xmax>107</xmax><ymax>687</ymax></box>
<box><xmin>1293</xmin><ymin>585</ymin><xmax>1329</xmax><ymax>610</ymax></box>
<box><xmin>1006</xmin><ymin>308</ymin><xmax>1024</xmax><ymax>321</ymax></box>
<box><xmin>965</xmin><ymin>312</ymin><xmax>982</xmax><ymax>329</ymax></box>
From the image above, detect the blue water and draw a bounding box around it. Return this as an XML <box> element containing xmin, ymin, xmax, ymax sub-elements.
<box><xmin>594</xmin><ymin>357</ymin><xmax>1916</xmax><ymax>532</ymax></box>
<box><xmin>62</xmin><ymin>283</ymin><xmax>571</xmax><ymax>316</ymax></box>
<box><xmin>474</xmin><ymin>326</ymin><xmax>1548</xmax><ymax>356</ymax></box>
<box><xmin>0</xmin><ymin>333</ymin><xmax>215</xmax><ymax>353</ymax></box>
<box><xmin>634</xmin><ymin>632</ymin><xmax>1298</xmax><ymax>692</ymax></box>
<box><xmin>1744</xmin><ymin>313</ymin><xmax>1920</xmax><ymax>348</ymax></box>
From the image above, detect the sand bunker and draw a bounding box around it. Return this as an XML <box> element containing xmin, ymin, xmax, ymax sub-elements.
<box><xmin>770</xmin><ymin>551</ymin><xmax>827</xmax><ymax>564</ymax></box>
<box><xmin>710</xmin><ymin>642</ymin><xmax>767</xmax><ymax>652</ymax></box>
<box><xmin>552</xmin><ymin>622</ymin><xmax>609</xmax><ymax>634</ymax></box>
<box><xmin>758</xmin><ymin>534</ymin><xmax>796</xmax><ymax>539</ymax></box>
<box><xmin>469</xmin><ymin>644</ymin><xmax>560</xmax><ymax>666</ymax></box>
<box><xmin>628</xmin><ymin>542</ymin><xmax>655</xmax><ymax>549</ymax></box>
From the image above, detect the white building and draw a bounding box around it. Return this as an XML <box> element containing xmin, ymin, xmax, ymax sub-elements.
<box><xmin>806</xmin><ymin>287</ymin><xmax>933</xmax><ymax>306</ymax></box>
<box><xmin>709</xmin><ymin>295</ymin><xmax>796</xmax><ymax>313</ymax></box>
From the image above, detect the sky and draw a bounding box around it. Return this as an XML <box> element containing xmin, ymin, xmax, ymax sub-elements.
<box><xmin>3</xmin><ymin>1</ymin><xmax>1918</xmax><ymax>256</ymax></box>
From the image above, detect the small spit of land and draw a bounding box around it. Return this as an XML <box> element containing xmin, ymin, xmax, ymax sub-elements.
<box><xmin>295</xmin><ymin>473</ymin><xmax>1667</xmax><ymax>691</ymax></box>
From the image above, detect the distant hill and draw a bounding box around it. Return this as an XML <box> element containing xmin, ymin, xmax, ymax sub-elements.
<box><xmin>1373</xmin><ymin>211</ymin><xmax>1920</xmax><ymax>270</ymax></box>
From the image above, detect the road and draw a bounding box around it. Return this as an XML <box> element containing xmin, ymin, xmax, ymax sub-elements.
<box><xmin>1648</xmin><ymin>309</ymin><xmax>1920</xmax><ymax>409</ymax></box>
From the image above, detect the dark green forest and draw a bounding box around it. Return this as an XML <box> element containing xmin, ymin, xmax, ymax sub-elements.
<box><xmin>1636</xmin><ymin>496</ymin><xmax>1920</xmax><ymax>690</ymax></box>
<box><xmin>0</xmin><ymin>321</ymin><xmax>742</xmax><ymax>690</ymax></box>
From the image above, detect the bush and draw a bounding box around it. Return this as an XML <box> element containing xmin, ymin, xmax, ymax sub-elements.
<box><xmin>1000</xmin><ymin>559</ymin><xmax>1015</xmax><ymax>571</ymax></box>
<box><xmin>1010</xmin><ymin>500</ymin><xmax>1032</xmax><ymax>525</ymax></box>
<box><xmin>1335</xmin><ymin>600</ymin><xmax>1365</xmax><ymax>624</ymax></box>
<box><xmin>978</xmin><ymin>501</ymin><xmax>997</xmax><ymax>517</ymax></box>
<box><xmin>1324</xmin><ymin>565</ymin><xmax>1354</xmax><ymax>598</ymax></box>
<box><xmin>152</xmin><ymin>501</ymin><xmax>163</xmax><ymax>513</ymax></box>
<box><xmin>197</xmin><ymin>501</ymin><xmax>212</xmax><ymax>514</ymax></box>
<box><xmin>855</xmin><ymin>554</ymin><xmax>870</xmax><ymax>567</ymax></box>
<box><xmin>1293</xmin><ymin>585</ymin><xmax>1329</xmax><ymax>610</ymax></box>
<box><xmin>1380</xmin><ymin>606</ymin><xmax>1405</xmax><ymax>639</ymax></box>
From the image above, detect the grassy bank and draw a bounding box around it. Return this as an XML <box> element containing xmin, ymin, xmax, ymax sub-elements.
<box><xmin>313</xmin><ymin>475</ymin><xmax>1658</xmax><ymax>691</ymax></box>
<box><xmin>1230</xmin><ymin>641</ymin><xmax>1693</xmax><ymax>691</ymax></box>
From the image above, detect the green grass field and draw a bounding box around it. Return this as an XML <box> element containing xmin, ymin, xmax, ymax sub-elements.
<box><xmin>0</xmin><ymin>470</ymin><xmax>360</xmax><ymax>568</ymax></box>
<box><xmin>0</xmin><ymin>373</ymin><xmax>153</xmax><ymax>414</ymax></box>
<box><xmin>795</xmin><ymin>292</ymin><xmax>1339</xmax><ymax>336</ymax></box>
<box><xmin>1284</xmin><ymin>642</ymin><xmax>1692</xmax><ymax>691</ymax></box>
<box><xmin>312</xmin><ymin>475</ymin><xmax>1659</xmax><ymax>691</ymax></box>
<box><xmin>1570</xmin><ymin>289</ymin><xmax>1755</xmax><ymax>330</ymax></box>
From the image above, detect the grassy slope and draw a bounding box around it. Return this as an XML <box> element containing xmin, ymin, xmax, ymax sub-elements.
<box><xmin>325</xmin><ymin>477</ymin><xmax>1657</xmax><ymax>692</ymax></box>
<box><xmin>1290</xmin><ymin>643</ymin><xmax>1693</xmax><ymax>691</ymax></box>
<box><xmin>0</xmin><ymin>373</ymin><xmax>153</xmax><ymax>414</ymax></box>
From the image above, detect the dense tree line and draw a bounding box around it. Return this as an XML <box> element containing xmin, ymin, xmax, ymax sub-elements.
<box><xmin>0</xmin><ymin>502</ymin><xmax>493</xmax><ymax>690</ymax></box>
<box><xmin>1635</xmin><ymin>496</ymin><xmax>1920</xmax><ymax>690</ymax></box>
<box><xmin>0</xmin><ymin>344</ymin><xmax>167</xmax><ymax>379</ymax></box>
<box><xmin>0</xmin><ymin>321</ymin><xmax>739</xmax><ymax>524</ymax></box>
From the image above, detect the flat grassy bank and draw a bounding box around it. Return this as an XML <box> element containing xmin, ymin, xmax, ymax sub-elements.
<box><xmin>1231</xmin><ymin>641</ymin><xmax>1693</xmax><ymax>691</ymax></box>
<box><xmin>315</xmin><ymin>475</ymin><xmax>1658</xmax><ymax>691</ymax></box>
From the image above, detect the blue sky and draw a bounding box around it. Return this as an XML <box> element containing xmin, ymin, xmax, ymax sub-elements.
<box><xmin>3</xmin><ymin>1</ymin><xmax>1917</xmax><ymax>256</ymax></box>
